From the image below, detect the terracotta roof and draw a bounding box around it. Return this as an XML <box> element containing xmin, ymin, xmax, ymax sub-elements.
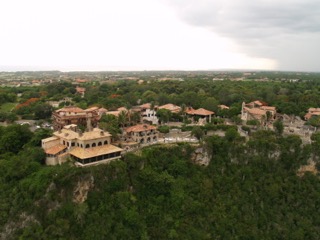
<box><xmin>106</xmin><ymin>111</ymin><xmax>121</xmax><ymax>117</ymax></box>
<box><xmin>260</xmin><ymin>106</ymin><xmax>276</xmax><ymax>111</ymax></box>
<box><xmin>158</xmin><ymin>104</ymin><xmax>181</xmax><ymax>113</ymax></box>
<box><xmin>125</xmin><ymin>124</ymin><xmax>157</xmax><ymax>133</ymax></box>
<box><xmin>54</xmin><ymin>128</ymin><xmax>79</xmax><ymax>140</ymax></box>
<box><xmin>56</xmin><ymin>106</ymin><xmax>84</xmax><ymax>113</ymax></box>
<box><xmin>85</xmin><ymin>106</ymin><xmax>99</xmax><ymax>112</ymax></box>
<box><xmin>309</xmin><ymin>108</ymin><xmax>320</xmax><ymax>112</ymax></box>
<box><xmin>140</xmin><ymin>103</ymin><xmax>151</xmax><ymax>109</ymax></box>
<box><xmin>253</xmin><ymin>100</ymin><xmax>264</xmax><ymax>106</ymax></box>
<box><xmin>76</xmin><ymin>86</ymin><xmax>86</xmax><ymax>93</ymax></box>
<box><xmin>78</xmin><ymin>128</ymin><xmax>111</xmax><ymax>141</ymax></box>
<box><xmin>245</xmin><ymin>107</ymin><xmax>266</xmax><ymax>116</ymax></box>
<box><xmin>218</xmin><ymin>105</ymin><xmax>229</xmax><ymax>110</ymax></box>
<box><xmin>69</xmin><ymin>145</ymin><xmax>123</xmax><ymax>159</ymax></box>
<box><xmin>117</xmin><ymin>107</ymin><xmax>128</xmax><ymax>112</ymax></box>
<box><xmin>42</xmin><ymin>136</ymin><xmax>59</xmax><ymax>143</ymax></box>
<box><xmin>45</xmin><ymin>144</ymin><xmax>67</xmax><ymax>155</ymax></box>
<box><xmin>186</xmin><ymin>108</ymin><xmax>214</xmax><ymax>116</ymax></box>
<box><xmin>98</xmin><ymin>107</ymin><xmax>108</xmax><ymax>113</ymax></box>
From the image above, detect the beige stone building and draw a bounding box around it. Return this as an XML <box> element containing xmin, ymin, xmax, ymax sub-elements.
<box><xmin>241</xmin><ymin>101</ymin><xmax>276</xmax><ymax>124</ymax></box>
<box><xmin>42</xmin><ymin>124</ymin><xmax>122</xmax><ymax>167</ymax></box>
<box><xmin>124</xmin><ymin>124</ymin><xmax>158</xmax><ymax>144</ymax></box>
<box><xmin>52</xmin><ymin>106</ymin><xmax>100</xmax><ymax>130</ymax></box>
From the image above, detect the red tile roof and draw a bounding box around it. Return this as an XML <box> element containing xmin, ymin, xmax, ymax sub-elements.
<box><xmin>56</xmin><ymin>106</ymin><xmax>84</xmax><ymax>113</ymax></box>
<box><xmin>186</xmin><ymin>108</ymin><xmax>214</xmax><ymax>116</ymax></box>
<box><xmin>125</xmin><ymin>124</ymin><xmax>157</xmax><ymax>133</ymax></box>
<box><xmin>45</xmin><ymin>144</ymin><xmax>67</xmax><ymax>155</ymax></box>
<box><xmin>158</xmin><ymin>104</ymin><xmax>181</xmax><ymax>113</ymax></box>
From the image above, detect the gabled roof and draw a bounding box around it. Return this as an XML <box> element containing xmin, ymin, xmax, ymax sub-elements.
<box><xmin>244</xmin><ymin>107</ymin><xmax>266</xmax><ymax>115</ymax></box>
<box><xmin>186</xmin><ymin>108</ymin><xmax>214</xmax><ymax>116</ymax></box>
<box><xmin>125</xmin><ymin>124</ymin><xmax>157</xmax><ymax>133</ymax></box>
<box><xmin>158</xmin><ymin>104</ymin><xmax>181</xmax><ymax>113</ymax></box>
<box><xmin>45</xmin><ymin>144</ymin><xmax>67</xmax><ymax>155</ymax></box>
<box><xmin>218</xmin><ymin>105</ymin><xmax>229</xmax><ymax>110</ymax></box>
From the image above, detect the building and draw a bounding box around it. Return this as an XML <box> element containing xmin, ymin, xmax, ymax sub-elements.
<box><xmin>241</xmin><ymin>101</ymin><xmax>276</xmax><ymax>124</ymax></box>
<box><xmin>42</xmin><ymin>125</ymin><xmax>123</xmax><ymax>166</ymax></box>
<box><xmin>158</xmin><ymin>103</ymin><xmax>181</xmax><ymax>113</ymax></box>
<box><xmin>124</xmin><ymin>124</ymin><xmax>158</xmax><ymax>144</ymax></box>
<box><xmin>185</xmin><ymin>107</ymin><xmax>214</xmax><ymax>124</ymax></box>
<box><xmin>304</xmin><ymin>108</ymin><xmax>320</xmax><ymax>120</ymax></box>
<box><xmin>76</xmin><ymin>86</ymin><xmax>86</xmax><ymax>97</ymax></box>
<box><xmin>52</xmin><ymin>106</ymin><xmax>100</xmax><ymax>130</ymax></box>
<box><xmin>140</xmin><ymin>103</ymin><xmax>158</xmax><ymax>125</ymax></box>
<box><xmin>218</xmin><ymin>105</ymin><xmax>229</xmax><ymax>110</ymax></box>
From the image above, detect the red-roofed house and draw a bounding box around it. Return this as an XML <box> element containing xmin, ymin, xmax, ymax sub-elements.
<box><xmin>185</xmin><ymin>107</ymin><xmax>214</xmax><ymax>124</ymax></box>
<box><xmin>52</xmin><ymin>106</ymin><xmax>100</xmax><ymax>130</ymax></box>
<box><xmin>304</xmin><ymin>108</ymin><xmax>320</xmax><ymax>120</ymax></box>
<box><xmin>158</xmin><ymin>104</ymin><xmax>181</xmax><ymax>113</ymax></box>
<box><xmin>76</xmin><ymin>86</ymin><xmax>86</xmax><ymax>97</ymax></box>
<box><xmin>241</xmin><ymin>101</ymin><xmax>276</xmax><ymax>124</ymax></box>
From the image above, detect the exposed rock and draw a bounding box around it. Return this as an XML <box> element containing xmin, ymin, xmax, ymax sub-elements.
<box><xmin>1</xmin><ymin>212</ymin><xmax>39</xmax><ymax>240</ymax></box>
<box><xmin>297</xmin><ymin>160</ymin><xmax>318</xmax><ymax>177</ymax></box>
<box><xmin>191</xmin><ymin>147</ymin><xmax>211</xmax><ymax>166</ymax></box>
<box><xmin>73</xmin><ymin>175</ymin><xmax>94</xmax><ymax>204</ymax></box>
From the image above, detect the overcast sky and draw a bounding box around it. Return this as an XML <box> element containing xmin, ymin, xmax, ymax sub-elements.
<box><xmin>0</xmin><ymin>0</ymin><xmax>319</xmax><ymax>72</ymax></box>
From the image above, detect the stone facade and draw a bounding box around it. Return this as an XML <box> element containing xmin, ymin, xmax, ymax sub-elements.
<box><xmin>42</xmin><ymin>125</ymin><xmax>122</xmax><ymax>166</ymax></box>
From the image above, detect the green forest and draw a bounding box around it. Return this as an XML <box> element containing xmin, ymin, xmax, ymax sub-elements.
<box><xmin>1</xmin><ymin>123</ymin><xmax>320</xmax><ymax>239</ymax></box>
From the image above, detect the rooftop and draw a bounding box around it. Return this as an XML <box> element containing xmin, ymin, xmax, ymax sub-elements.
<box><xmin>158</xmin><ymin>104</ymin><xmax>181</xmax><ymax>113</ymax></box>
<box><xmin>69</xmin><ymin>145</ymin><xmax>123</xmax><ymax>159</ymax></box>
<box><xmin>42</xmin><ymin>136</ymin><xmax>59</xmax><ymax>143</ymax></box>
<box><xmin>45</xmin><ymin>144</ymin><xmax>67</xmax><ymax>155</ymax></box>
<box><xmin>56</xmin><ymin>106</ymin><xmax>84</xmax><ymax>113</ymax></box>
<box><xmin>125</xmin><ymin>124</ymin><xmax>157</xmax><ymax>133</ymax></box>
<box><xmin>53</xmin><ymin>127</ymin><xmax>111</xmax><ymax>141</ymax></box>
<box><xmin>186</xmin><ymin>108</ymin><xmax>214</xmax><ymax>116</ymax></box>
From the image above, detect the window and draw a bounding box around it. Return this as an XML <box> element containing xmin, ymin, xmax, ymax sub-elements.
<box><xmin>92</xmin><ymin>143</ymin><xmax>96</xmax><ymax>147</ymax></box>
<box><xmin>85</xmin><ymin>144</ymin><xmax>90</xmax><ymax>148</ymax></box>
<box><xmin>98</xmin><ymin>142</ymin><xmax>102</xmax><ymax>146</ymax></box>
<box><xmin>104</xmin><ymin>140</ymin><xmax>108</xmax><ymax>145</ymax></box>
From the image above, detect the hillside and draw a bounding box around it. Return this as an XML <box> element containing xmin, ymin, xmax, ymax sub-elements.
<box><xmin>1</xmin><ymin>128</ymin><xmax>320</xmax><ymax>239</ymax></box>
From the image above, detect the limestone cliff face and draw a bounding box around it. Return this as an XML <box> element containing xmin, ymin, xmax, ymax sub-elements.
<box><xmin>191</xmin><ymin>147</ymin><xmax>211</xmax><ymax>166</ymax></box>
<box><xmin>73</xmin><ymin>175</ymin><xmax>95</xmax><ymax>204</ymax></box>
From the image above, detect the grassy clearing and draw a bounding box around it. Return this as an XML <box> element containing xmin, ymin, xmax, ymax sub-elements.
<box><xmin>0</xmin><ymin>102</ymin><xmax>17</xmax><ymax>112</ymax></box>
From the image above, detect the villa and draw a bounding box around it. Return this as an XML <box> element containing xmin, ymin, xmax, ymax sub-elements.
<box><xmin>42</xmin><ymin>124</ymin><xmax>123</xmax><ymax>167</ymax></box>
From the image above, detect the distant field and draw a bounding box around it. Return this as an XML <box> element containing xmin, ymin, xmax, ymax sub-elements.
<box><xmin>0</xmin><ymin>102</ymin><xmax>17</xmax><ymax>112</ymax></box>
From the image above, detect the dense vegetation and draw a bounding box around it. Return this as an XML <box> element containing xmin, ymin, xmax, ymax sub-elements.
<box><xmin>3</xmin><ymin>72</ymin><xmax>320</xmax><ymax>121</ymax></box>
<box><xmin>1</xmin><ymin>123</ymin><xmax>320</xmax><ymax>239</ymax></box>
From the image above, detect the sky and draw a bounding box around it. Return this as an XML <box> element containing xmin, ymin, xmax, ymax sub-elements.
<box><xmin>0</xmin><ymin>0</ymin><xmax>319</xmax><ymax>72</ymax></box>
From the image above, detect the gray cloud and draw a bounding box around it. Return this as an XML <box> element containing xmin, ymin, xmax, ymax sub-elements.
<box><xmin>164</xmin><ymin>0</ymin><xmax>320</xmax><ymax>71</ymax></box>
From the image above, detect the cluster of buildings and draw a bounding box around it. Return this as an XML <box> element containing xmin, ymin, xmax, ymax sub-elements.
<box><xmin>241</xmin><ymin>100</ymin><xmax>277</xmax><ymax>125</ymax></box>
<box><xmin>43</xmin><ymin>98</ymin><xmax>288</xmax><ymax>167</ymax></box>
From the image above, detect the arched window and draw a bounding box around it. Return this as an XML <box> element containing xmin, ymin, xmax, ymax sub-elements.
<box><xmin>98</xmin><ymin>142</ymin><xmax>102</xmax><ymax>146</ymax></box>
<box><xmin>104</xmin><ymin>140</ymin><xmax>108</xmax><ymax>145</ymax></box>
<box><xmin>85</xmin><ymin>144</ymin><xmax>90</xmax><ymax>148</ymax></box>
<box><xmin>92</xmin><ymin>143</ymin><xmax>96</xmax><ymax>147</ymax></box>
